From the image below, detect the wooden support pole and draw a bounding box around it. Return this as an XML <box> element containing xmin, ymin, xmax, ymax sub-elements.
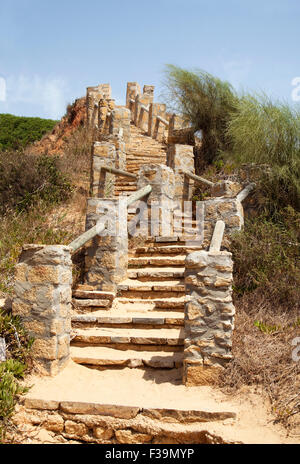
<box><xmin>209</xmin><ymin>220</ymin><xmax>225</xmax><ymax>252</ymax></box>
<box><xmin>182</xmin><ymin>170</ymin><xmax>215</xmax><ymax>187</ymax></box>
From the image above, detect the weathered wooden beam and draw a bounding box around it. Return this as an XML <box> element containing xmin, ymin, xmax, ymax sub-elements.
<box><xmin>209</xmin><ymin>220</ymin><xmax>225</xmax><ymax>252</ymax></box>
<box><xmin>126</xmin><ymin>185</ymin><xmax>152</xmax><ymax>207</ymax></box>
<box><xmin>156</xmin><ymin>115</ymin><xmax>169</xmax><ymax>126</ymax></box>
<box><xmin>101</xmin><ymin>166</ymin><xmax>137</xmax><ymax>180</ymax></box>
<box><xmin>69</xmin><ymin>223</ymin><xmax>105</xmax><ymax>252</ymax></box>
<box><xmin>182</xmin><ymin>170</ymin><xmax>214</xmax><ymax>187</ymax></box>
<box><xmin>140</xmin><ymin>104</ymin><xmax>149</xmax><ymax>113</ymax></box>
<box><xmin>237</xmin><ymin>183</ymin><xmax>255</xmax><ymax>202</ymax></box>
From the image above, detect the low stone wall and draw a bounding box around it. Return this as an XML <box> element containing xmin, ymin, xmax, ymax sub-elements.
<box><xmin>12</xmin><ymin>401</ymin><xmax>236</xmax><ymax>444</ymax></box>
<box><xmin>12</xmin><ymin>245</ymin><xmax>72</xmax><ymax>376</ymax></box>
<box><xmin>183</xmin><ymin>250</ymin><xmax>235</xmax><ymax>386</ymax></box>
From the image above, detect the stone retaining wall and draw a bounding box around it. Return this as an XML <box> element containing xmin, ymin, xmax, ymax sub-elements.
<box><xmin>12</xmin><ymin>245</ymin><xmax>72</xmax><ymax>376</ymax></box>
<box><xmin>11</xmin><ymin>400</ymin><xmax>236</xmax><ymax>444</ymax></box>
<box><xmin>183</xmin><ymin>250</ymin><xmax>235</xmax><ymax>386</ymax></box>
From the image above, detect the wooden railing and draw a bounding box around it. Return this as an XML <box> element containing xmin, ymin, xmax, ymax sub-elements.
<box><xmin>101</xmin><ymin>165</ymin><xmax>137</xmax><ymax>180</ymax></box>
<box><xmin>181</xmin><ymin>170</ymin><xmax>215</xmax><ymax>188</ymax></box>
<box><xmin>209</xmin><ymin>220</ymin><xmax>225</xmax><ymax>252</ymax></box>
<box><xmin>130</xmin><ymin>97</ymin><xmax>169</xmax><ymax>136</ymax></box>
<box><xmin>69</xmin><ymin>185</ymin><xmax>152</xmax><ymax>252</ymax></box>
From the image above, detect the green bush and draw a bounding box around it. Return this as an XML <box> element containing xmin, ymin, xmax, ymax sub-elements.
<box><xmin>224</xmin><ymin>94</ymin><xmax>300</xmax><ymax>213</ymax></box>
<box><xmin>0</xmin><ymin>151</ymin><xmax>73</xmax><ymax>214</ymax></box>
<box><xmin>0</xmin><ymin>114</ymin><xmax>58</xmax><ymax>151</ymax></box>
<box><xmin>0</xmin><ymin>312</ymin><xmax>33</xmax><ymax>441</ymax></box>
<box><xmin>163</xmin><ymin>64</ymin><xmax>238</xmax><ymax>165</ymax></box>
<box><xmin>231</xmin><ymin>208</ymin><xmax>300</xmax><ymax>309</ymax></box>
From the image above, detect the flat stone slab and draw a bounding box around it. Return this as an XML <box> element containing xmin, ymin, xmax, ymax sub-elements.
<box><xmin>72</xmin><ymin>290</ymin><xmax>115</xmax><ymax>301</ymax></box>
<box><xmin>71</xmin><ymin>346</ymin><xmax>184</xmax><ymax>369</ymax></box>
<box><xmin>116</xmin><ymin>297</ymin><xmax>186</xmax><ymax>309</ymax></box>
<box><xmin>72</xmin><ymin>310</ymin><xmax>184</xmax><ymax>326</ymax></box>
<box><xmin>23</xmin><ymin>362</ymin><xmax>237</xmax><ymax>422</ymax></box>
<box><xmin>72</xmin><ymin>327</ymin><xmax>185</xmax><ymax>346</ymax></box>
<box><xmin>155</xmin><ymin>236</ymin><xmax>179</xmax><ymax>243</ymax></box>
<box><xmin>118</xmin><ymin>279</ymin><xmax>185</xmax><ymax>292</ymax></box>
<box><xmin>127</xmin><ymin>268</ymin><xmax>185</xmax><ymax>279</ymax></box>
<box><xmin>73</xmin><ymin>299</ymin><xmax>111</xmax><ymax>308</ymax></box>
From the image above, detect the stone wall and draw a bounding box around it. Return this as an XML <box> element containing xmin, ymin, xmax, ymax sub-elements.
<box><xmin>166</xmin><ymin>144</ymin><xmax>195</xmax><ymax>203</ymax></box>
<box><xmin>12</xmin><ymin>245</ymin><xmax>72</xmax><ymax>376</ymax></box>
<box><xmin>12</xmin><ymin>401</ymin><xmax>236</xmax><ymax>444</ymax></box>
<box><xmin>86</xmin><ymin>84</ymin><xmax>111</xmax><ymax>128</ymax></box>
<box><xmin>137</xmin><ymin>164</ymin><xmax>175</xmax><ymax>238</ymax></box>
<box><xmin>184</xmin><ymin>250</ymin><xmax>235</xmax><ymax>386</ymax></box>
<box><xmin>84</xmin><ymin>198</ymin><xmax>128</xmax><ymax>291</ymax></box>
<box><xmin>148</xmin><ymin>103</ymin><xmax>167</xmax><ymax>141</ymax></box>
<box><xmin>126</xmin><ymin>82</ymin><xmax>141</xmax><ymax>118</ymax></box>
<box><xmin>203</xmin><ymin>197</ymin><xmax>244</xmax><ymax>246</ymax></box>
<box><xmin>98</xmin><ymin>98</ymin><xmax>115</xmax><ymax>137</ymax></box>
<box><xmin>110</xmin><ymin>107</ymin><xmax>131</xmax><ymax>143</ymax></box>
<box><xmin>90</xmin><ymin>141</ymin><xmax>117</xmax><ymax>197</ymax></box>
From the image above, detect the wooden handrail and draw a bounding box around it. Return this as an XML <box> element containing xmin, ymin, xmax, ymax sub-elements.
<box><xmin>140</xmin><ymin>104</ymin><xmax>149</xmax><ymax>113</ymax></box>
<box><xmin>236</xmin><ymin>183</ymin><xmax>255</xmax><ymax>202</ymax></box>
<box><xmin>156</xmin><ymin>115</ymin><xmax>169</xmax><ymax>126</ymax></box>
<box><xmin>101</xmin><ymin>166</ymin><xmax>137</xmax><ymax>180</ymax></box>
<box><xmin>209</xmin><ymin>220</ymin><xmax>225</xmax><ymax>252</ymax></box>
<box><xmin>126</xmin><ymin>184</ymin><xmax>152</xmax><ymax>207</ymax></box>
<box><xmin>69</xmin><ymin>185</ymin><xmax>152</xmax><ymax>252</ymax></box>
<box><xmin>181</xmin><ymin>170</ymin><xmax>215</xmax><ymax>187</ymax></box>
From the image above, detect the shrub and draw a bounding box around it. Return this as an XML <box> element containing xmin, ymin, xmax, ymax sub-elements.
<box><xmin>0</xmin><ymin>114</ymin><xmax>58</xmax><ymax>151</ymax></box>
<box><xmin>0</xmin><ymin>311</ymin><xmax>33</xmax><ymax>441</ymax></box>
<box><xmin>163</xmin><ymin>64</ymin><xmax>238</xmax><ymax>165</ymax></box>
<box><xmin>0</xmin><ymin>151</ymin><xmax>73</xmax><ymax>214</ymax></box>
<box><xmin>224</xmin><ymin>94</ymin><xmax>300</xmax><ymax>213</ymax></box>
<box><xmin>231</xmin><ymin>209</ymin><xmax>300</xmax><ymax>309</ymax></box>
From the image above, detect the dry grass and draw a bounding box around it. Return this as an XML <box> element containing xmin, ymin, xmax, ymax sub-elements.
<box><xmin>219</xmin><ymin>292</ymin><xmax>300</xmax><ymax>429</ymax></box>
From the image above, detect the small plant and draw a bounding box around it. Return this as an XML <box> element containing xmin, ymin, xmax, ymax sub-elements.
<box><xmin>0</xmin><ymin>311</ymin><xmax>32</xmax><ymax>442</ymax></box>
<box><xmin>254</xmin><ymin>320</ymin><xmax>281</xmax><ymax>334</ymax></box>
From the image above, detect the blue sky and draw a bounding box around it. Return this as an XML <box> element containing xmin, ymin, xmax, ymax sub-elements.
<box><xmin>0</xmin><ymin>0</ymin><xmax>300</xmax><ymax>119</ymax></box>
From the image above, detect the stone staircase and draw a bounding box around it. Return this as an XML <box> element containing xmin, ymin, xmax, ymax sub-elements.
<box><xmin>114</xmin><ymin>123</ymin><xmax>167</xmax><ymax>197</ymax></box>
<box><xmin>70</xmin><ymin>237</ymin><xmax>196</xmax><ymax>370</ymax></box>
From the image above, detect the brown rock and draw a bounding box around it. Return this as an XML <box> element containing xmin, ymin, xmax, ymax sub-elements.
<box><xmin>45</xmin><ymin>414</ymin><xmax>64</xmax><ymax>433</ymax></box>
<box><xmin>94</xmin><ymin>427</ymin><xmax>114</xmax><ymax>440</ymax></box>
<box><xmin>65</xmin><ymin>420</ymin><xmax>88</xmax><ymax>437</ymax></box>
<box><xmin>115</xmin><ymin>429</ymin><xmax>152</xmax><ymax>444</ymax></box>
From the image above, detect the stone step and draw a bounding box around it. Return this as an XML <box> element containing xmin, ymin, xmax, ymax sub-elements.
<box><xmin>128</xmin><ymin>256</ymin><xmax>186</xmax><ymax>267</ymax></box>
<box><xmin>72</xmin><ymin>327</ymin><xmax>185</xmax><ymax>347</ymax></box>
<box><xmin>127</xmin><ymin>267</ymin><xmax>185</xmax><ymax>280</ymax></box>
<box><xmin>118</xmin><ymin>279</ymin><xmax>185</xmax><ymax>292</ymax></box>
<box><xmin>134</xmin><ymin>245</ymin><xmax>204</xmax><ymax>256</ymax></box>
<box><xmin>72</xmin><ymin>299</ymin><xmax>112</xmax><ymax>311</ymax></box>
<box><xmin>71</xmin><ymin>309</ymin><xmax>184</xmax><ymax>327</ymax></box>
<box><xmin>116</xmin><ymin>297</ymin><xmax>186</xmax><ymax>310</ymax></box>
<box><xmin>114</xmin><ymin>186</ymin><xmax>137</xmax><ymax>191</ymax></box>
<box><xmin>71</xmin><ymin>346</ymin><xmax>183</xmax><ymax>369</ymax></box>
<box><xmin>72</xmin><ymin>290</ymin><xmax>115</xmax><ymax>301</ymax></box>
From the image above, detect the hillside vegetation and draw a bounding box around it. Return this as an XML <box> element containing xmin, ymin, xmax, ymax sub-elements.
<box><xmin>164</xmin><ymin>65</ymin><xmax>300</xmax><ymax>428</ymax></box>
<box><xmin>0</xmin><ymin>115</ymin><xmax>93</xmax><ymax>439</ymax></box>
<box><xmin>0</xmin><ymin>114</ymin><xmax>58</xmax><ymax>151</ymax></box>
